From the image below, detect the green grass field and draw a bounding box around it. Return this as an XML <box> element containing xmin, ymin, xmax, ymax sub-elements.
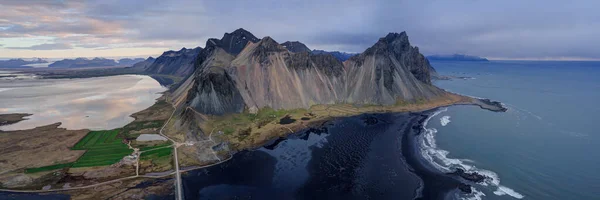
<box><xmin>24</xmin><ymin>163</ymin><xmax>73</xmax><ymax>174</ymax></box>
<box><xmin>121</xmin><ymin>120</ymin><xmax>164</xmax><ymax>139</ymax></box>
<box><xmin>70</xmin><ymin>129</ymin><xmax>133</xmax><ymax>168</ymax></box>
<box><xmin>140</xmin><ymin>147</ymin><xmax>172</xmax><ymax>160</ymax></box>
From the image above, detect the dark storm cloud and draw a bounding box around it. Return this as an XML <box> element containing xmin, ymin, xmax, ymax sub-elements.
<box><xmin>6</xmin><ymin>43</ymin><xmax>73</xmax><ymax>50</ymax></box>
<box><xmin>2</xmin><ymin>0</ymin><xmax>600</xmax><ymax>59</ymax></box>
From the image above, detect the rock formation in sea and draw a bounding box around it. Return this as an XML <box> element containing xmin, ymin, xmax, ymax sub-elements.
<box><xmin>171</xmin><ymin>28</ymin><xmax>445</xmax><ymax>117</ymax></box>
<box><xmin>144</xmin><ymin>47</ymin><xmax>202</xmax><ymax>77</ymax></box>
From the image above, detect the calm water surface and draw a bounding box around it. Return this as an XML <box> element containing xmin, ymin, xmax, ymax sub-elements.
<box><xmin>0</xmin><ymin>75</ymin><xmax>166</xmax><ymax>130</ymax></box>
<box><xmin>428</xmin><ymin>61</ymin><xmax>600</xmax><ymax>199</ymax></box>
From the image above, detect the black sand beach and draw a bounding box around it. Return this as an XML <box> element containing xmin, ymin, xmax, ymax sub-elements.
<box><xmin>182</xmin><ymin>111</ymin><xmax>465</xmax><ymax>200</ymax></box>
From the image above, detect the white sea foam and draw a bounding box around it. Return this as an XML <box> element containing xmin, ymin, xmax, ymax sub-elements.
<box><xmin>440</xmin><ymin>116</ymin><xmax>451</xmax><ymax>126</ymax></box>
<box><xmin>418</xmin><ymin>108</ymin><xmax>524</xmax><ymax>199</ymax></box>
<box><xmin>0</xmin><ymin>88</ymin><xmax>13</xmax><ymax>93</ymax></box>
<box><xmin>462</xmin><ymin>188</ymin><xmax>486</xmax><ymax>200</ymax></box>
<box><xmin>494</xmin><ymin>186</ymin><xmax>525</xmax><ymax>199</ymax></box>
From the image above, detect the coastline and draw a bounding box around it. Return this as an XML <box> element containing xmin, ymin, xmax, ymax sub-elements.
<box><xmin>1</xmin><ymin>89</ymin><xmax>506</xmax><ymax>199</ymax></box>
<box><xmin>402</xmin><ymin>112</ymin><xmax>463</xmax><ymax>200</ymax></box>
<box><xmin>179</xmin><ymin>99</ymin><xmax>506</xmax><ymax>199</ymax></box>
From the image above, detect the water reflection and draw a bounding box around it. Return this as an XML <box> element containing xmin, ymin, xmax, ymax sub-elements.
<box><xmin>0</xmin><ymin>75</ymin><xmax>166</xmax><ymax>130</ymax></box>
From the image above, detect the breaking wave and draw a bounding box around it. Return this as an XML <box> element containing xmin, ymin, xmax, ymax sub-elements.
<box><xmin>440</xmin><ymin>116</ymin><xmax>451</xmax><ymax>126</ymax></box>
<box><xmin>419</xmin><ymin>108</ymin><xmax>524</xmax><ymax>199</ymax></box>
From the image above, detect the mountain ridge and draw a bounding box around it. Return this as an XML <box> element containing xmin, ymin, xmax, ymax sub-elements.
<box><xmin>172</xmin><ymin>28</ymin><xmax>444</xmax><ymax>116</ymax></box>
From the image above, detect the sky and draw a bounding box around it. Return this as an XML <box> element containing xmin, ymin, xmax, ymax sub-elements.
<box><xmin>1</xmin><ymin>0</ymin><xmax>600</xmax><ymax>60</ymax></box>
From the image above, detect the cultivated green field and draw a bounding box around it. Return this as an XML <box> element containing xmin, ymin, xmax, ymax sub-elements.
<box><xmin>140</xmin><ymin>147</ymin><xmax>172</xmax><ymax>160</ymax></box>
<box><xmin>23</xmin><ymin>129</ymin><xmax>133</xmax><ymax>172</ymax></box>
<box><xmin>25</xmin><ymin>163</ymin><xmax>73</xmax><ymax>174</ymax></box>
<box><xmin>71</xmin><ymin>129</ymin><xmax>133</xmax><ymax>168</ymax></box>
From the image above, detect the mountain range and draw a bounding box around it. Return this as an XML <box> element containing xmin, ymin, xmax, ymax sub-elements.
<box><xmin>0</xmin><ymin>58</ymin><xmax>47</xmax><ymax>68</ymax></box>
<box><xmin>427</xmin><ymin>54</ymin><xmax>489</xmax><ymax>61</ymax></box>
<box><xmin>169</xmin><ymin>28</ymin><xmax>444</xmax><ymax>117</ymax></box>
<box><xmin>144</xmin><ymin>47</ymin><xmax>202</xmax><ymax>77</ymax></box>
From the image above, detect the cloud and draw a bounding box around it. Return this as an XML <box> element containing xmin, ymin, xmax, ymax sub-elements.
<box><xmin>6</xmin><ymin>43</ymin><xmax>73</xmax><ymax>50</ymax></box>
<box><xmin>1</xmin><ymin>0</ymin><xmax>600</xmax><ymax>59</ymax></box>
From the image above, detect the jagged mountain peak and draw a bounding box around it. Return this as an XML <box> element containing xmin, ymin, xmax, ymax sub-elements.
<box><xmin>281</xmin><ymin>41</ymin><xmax>311</xmax><ymax>53</ymax></box>
<box><xmin>218</xmin><ymin>28</ymin><xmax>260</xmax><ymax>55</ymax></box>
<box><xmin>256</xmin><ymin>36</ymin><xmax>285</xmax><ymax>51</ymax></box>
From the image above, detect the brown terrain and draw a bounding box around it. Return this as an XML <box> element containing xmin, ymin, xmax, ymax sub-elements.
<box><xmin>0</xmin><ymin>123</ymin><xmax>88</xmax><ymax>188</ymax></box>
<box><xmin>0</xmin><ymin>113</ymin><xmax>31</xmax><ymax>127</ymax></box>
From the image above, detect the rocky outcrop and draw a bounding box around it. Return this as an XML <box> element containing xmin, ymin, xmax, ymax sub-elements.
<box><xmin>448</xmin><ymin>168</ymin><xmax>489</xmax><ymax>183</ymax></box>
<box><xmin>176</xmin><ymin>29</ymin><xmax>445</xmax><ymax>116</ymax></box>
<box><xmin>145</xmin><ymin>47</ymin><xmax>202</xmax><ymax>77</ymax></box>
<box><xmin>281</xmin><ymin>41</ymin><xmax>311</xmax><ymax>53</ymax></box>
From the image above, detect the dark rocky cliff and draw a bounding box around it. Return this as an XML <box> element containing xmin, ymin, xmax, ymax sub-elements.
<box><xmin>145</xmin><ymin>47</ymin><xmax>202</xmax><ymax>77</ymax></box>
<box><xmin>281</xmin><ymin>41</ymin><xmax>311</xmax><ymax>53</ymax></box>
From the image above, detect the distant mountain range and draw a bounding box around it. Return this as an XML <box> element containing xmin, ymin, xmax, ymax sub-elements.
<box><xmin>0</xmin><ymin>58</ymin><xmax>47</xmax><ymax>68</ymax></box>
<box><xmin>47</xmin><ymin>57</ymin><xmax>146</xmax><ymax>68</ymax></box>
<box><xmin>426</xmin><ymin>54</ymin><xmax>489</xmax><ymax>61</ymax></box>
<box><xmin>311</xmin><ymin>50</ymin><xmax>358</xmax><ymax>62</ymax></box>
<box><xmin>117</xmin><ymin>58</ymin><xmax>145</xmax><ymax>66</ymax></box>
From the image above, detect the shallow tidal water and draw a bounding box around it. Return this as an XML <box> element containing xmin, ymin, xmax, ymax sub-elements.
<box><xmin>0</xmin><ymin>75</ymin><xmax>166</xmax><ymax>131</ymax></box>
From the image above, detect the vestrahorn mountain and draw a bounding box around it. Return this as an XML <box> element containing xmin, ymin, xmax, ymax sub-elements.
<box><xmin>171</xmin><ymin>28</ymin><xmax>445</xmax><ymax>115</ymax></box>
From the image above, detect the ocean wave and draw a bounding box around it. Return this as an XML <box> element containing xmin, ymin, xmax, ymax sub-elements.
<box><xmin>0</xmin><ymin>88</ymin><xmax>13</xmax><ymax>93</ymax></box>
<box><xmin>494</xmin><ymin>186</ymin><xmax>525</xmax><ymax>199</ymax></box>
<box><xmin>462</xmin><ymin>188</ymin><xmax>486</xmax><ymax>200</ymax></box>
<box><xmin>440</xmin><ymin>116</ymin><xmax>451</xmax><ymax>126</ymax></box>
<box><xmin>419</xmin><ymin>108</ymin><xmax>524</xmax><ymax>199</ymax></box>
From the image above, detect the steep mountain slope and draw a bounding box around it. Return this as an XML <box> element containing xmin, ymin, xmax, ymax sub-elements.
<box><xmin>281</xmin><ymin>41</ymin><xmax>311</xmax><ymax>53</ymax></box>
<box><xmin>177</xmin><ymin>29</ymin><xmax>444</xmax><ymax>116</ymax></box>
<box><xmin>145</xmin><ymin>47</ymin><xmax>202</xmax><ymax>77</ymax></box>
<box><xmin>343</xmin><ymin>32</ymin><xmax>443</xmax><ymax>104</ymax></box>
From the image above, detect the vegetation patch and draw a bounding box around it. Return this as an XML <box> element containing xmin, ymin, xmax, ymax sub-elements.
<box><xmin>70</xmin><ymin>129</ymin><xmax>133</xmax><ymax>168</ymax></box>
<box><xmin>25</xmin><ymin>163</ymin><xmax>73</xmax><ymax>174</ymax></box>
<box><xmin>140</xmin><ymin>148</ymin><xmax>173</xmax><ymax>161</ymax></box>
<box><xmin>121</xmin><ymin>120</ymin><xmax>164</xmax><ymax>139</ymax></box>
<box><xmin>139</xmin><ymin>142</ymin><xmax>172</xmax><ymax>152</ymax></box>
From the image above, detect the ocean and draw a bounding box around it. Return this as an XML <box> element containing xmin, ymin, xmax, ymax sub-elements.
<box><xmin>428</xmin><ymin>60</ymin><xmax>600</xmax><ymax>199</ymax></box>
